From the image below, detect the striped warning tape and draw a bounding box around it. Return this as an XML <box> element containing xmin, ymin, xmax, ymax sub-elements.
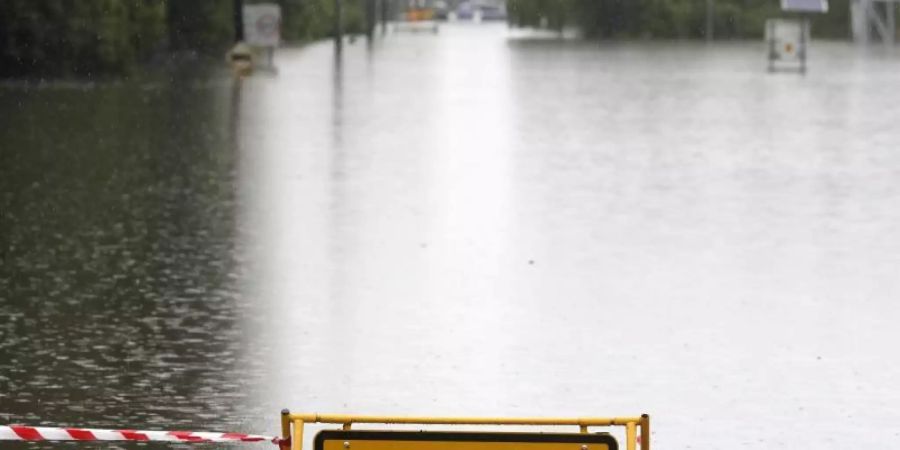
<box><xmin>0</xmin><ymin>425</ymin><xmax>280</xmax><ymax>444</ymax></box>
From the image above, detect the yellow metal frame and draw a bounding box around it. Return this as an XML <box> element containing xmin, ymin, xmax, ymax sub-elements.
<box><xmin>280</xmin><ymin>412</ymin><xmax>649</xmax><ymax>450</ymax></box>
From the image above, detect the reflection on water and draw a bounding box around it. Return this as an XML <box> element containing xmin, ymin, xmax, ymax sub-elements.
<box><xmin>2</xmin><ymin>24</ymin><xmax>900</xmax><ymax>449</ymax></box>
<box><xmin>0</xmin><ymin>71</ymin><xmax>255</xmax><ymax>441</ymax></box>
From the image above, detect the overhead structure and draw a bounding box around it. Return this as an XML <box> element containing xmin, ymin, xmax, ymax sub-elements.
<box><xmin>850</xmin><ymin>0</ymin><xmax>898</xmax><ymax>45</ymax></box>
<box><xmin>781</xmin><ymin>0</ymin><xmax>829</xmax><ymax>13</ymax></box>
<box><xmin>764</xmin><ymin>0</ymin><xmax>830</xmax><ymax>73</ymax></box>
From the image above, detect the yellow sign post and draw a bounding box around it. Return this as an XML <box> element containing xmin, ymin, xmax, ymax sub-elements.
<box><xmin>279</xmin><ymin>413</ymin><xmax>649</xmax><ymax>450</ymax></box>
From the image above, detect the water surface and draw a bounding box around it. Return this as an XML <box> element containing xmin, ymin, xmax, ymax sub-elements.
<box><xmin>2</xmin><ymin>24</ymin><xmax>900</xmax><ymax>449</ymax></box>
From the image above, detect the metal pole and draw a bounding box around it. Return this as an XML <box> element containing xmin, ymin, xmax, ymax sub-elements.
<box><xmin>381</xmin><ymin>0</ymin><xmax>389</xmax><ymax>34</ymax></box>
<box><xmin>887</xmin><ymin>1</ymin><xmax>896</xmax><ymax>45</ymax></box>
<box><xmin>335</xmin><ymin>0</ymin><xmax>343</xmax><ymax>49</ymax></box>
<box><xmin>234</xmin><ymin>0</ymin><xmax>244</xmax><ymax>42</ymax></box>
<box><xmin>291</xmin><ymin>420</ymin><xmax>305</xmax><ymax>450</ymax></box>
<box><xmin>767</xmin><ymin>19</ymin><xmax>775</xmax><ymax>72</ymax></box>
<box><xmin>851</xmin><ymin>0</ymin><xmax>868</xmax><ymax>44</ymax></box>
<box><xmin>801</xmin><ymin>17</ymin><xmax>808</xmax><ymax>74</ymax></box>
<box><xmin>280</xmin><ymin>409</ymin><xmax>291</xmax><ymax>450</ymax></box>
<box><xmin>706</xmin><ymin>0</ymin><xmax>714</xmax><ymax>41</ymax></box>
<box><xmin>639</xmin><ymin>415</ymin><xmax>650</xmax><ymax>450</ymax></box>
<box><xmin>286</xmin><ymin>413</ymin><xmax>644</xmax><ymax>426</ymax></box>
<box><xmin>625</xmin><ymin>422</ymin><xmax>637</xmax><ymax>450</ymax></box>
<box><xmin>366</xmin><ymin>0</ymin><xmax>376</xmax><ymax>40</ymax></box>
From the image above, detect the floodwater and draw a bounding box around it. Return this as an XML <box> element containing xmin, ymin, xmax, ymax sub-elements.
<box><xmin>2</xmin><ymin>23</ymin><xmax>900</xmax><ymax>449</ymax></box>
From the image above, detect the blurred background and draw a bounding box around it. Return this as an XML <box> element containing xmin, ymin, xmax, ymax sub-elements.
<box><xmin>2</xmin><ymin>1</ymin><xmax>899</xmax><ymax>449</ymax></box>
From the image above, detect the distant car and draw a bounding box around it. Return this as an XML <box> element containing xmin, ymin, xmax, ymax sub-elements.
<box><xmin>455</xmin><ymin>2</ymin><xmax>475</xmax><ymax>20</ymax></box>
<box><xmin>454</xmin><ymin>2</ymin><xmax>507</xmax><ymax>22</ymax></box>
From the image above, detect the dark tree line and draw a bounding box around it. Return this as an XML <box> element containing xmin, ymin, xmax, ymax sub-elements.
<box><xmin>0</xmin><ymin>0</ymin><xmax>368</xmax><ymax>77</ymax></box>
<box><xmin>1</xmin><ymin>1</ymin><xmax>877</xmax><ymax>77</ymax></box>
<box><xmin>507</xmin><ymin>0</ymin><xmax>859</xmax><ymax>39</ymax></box>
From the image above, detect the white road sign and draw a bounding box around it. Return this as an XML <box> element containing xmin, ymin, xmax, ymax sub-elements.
<box><xmin>243</xmin><ymin>4</ymin><xmax>282</xmax><ymax>47</ymax></box>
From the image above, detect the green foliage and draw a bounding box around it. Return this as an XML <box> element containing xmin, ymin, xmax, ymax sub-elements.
<box><xmin>811</xmin><ymin>0</ymin><xmax>851</xmax><ymax>39</ymax></box>
<box><xmin>508</xmin><ymin>0</ymin><xmax>575</xmax><ymax>31</ymax></box>
<box><xmin>0</xmin><ymin>0</ymin><xmax>861</xmax><ymax>77</ymax></box>
<box><xmin>0</xmin><ymin>0</ymin><xmax>166</xmax><ymax>76</ymax></box>
<box><xmin>167</xmin><ymin>0</ymin><xmax>234</xmax><ymax>52</ymax></box>
<box><xmin>278</xmin><ymin>0</ymin><xmax>367</xmax><ymax>41</ymax></box>
<box><xmin>0</xmin><ymin>0</ymin><xmax>367</xmax><ymax>77</ymax></box>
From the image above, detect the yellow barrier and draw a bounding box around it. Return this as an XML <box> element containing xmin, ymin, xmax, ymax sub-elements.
<box><xmin>404</xmin><ymin>8</ymin><xmax>435</xmax><ymax>22</ymax></box>
<box><xmin>280</xmin><ymin>412</ymin><xmax>649</xmax><ymax>450</ymax></box>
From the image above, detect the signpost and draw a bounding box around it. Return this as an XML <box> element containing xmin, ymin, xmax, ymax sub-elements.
<box><xmin>766</xmin><ymin>18</ymin><xmax>810</xmax><ymax>73</ymax></box>
<box><xmin>766</xmin><ymin>0</ymin><xmax>828</xmax><ymax>73</ymax></box>
<box><xmin>243</xmin><ymin>3</ymin><xmax>282</xmax><ymax>69</ymax></box>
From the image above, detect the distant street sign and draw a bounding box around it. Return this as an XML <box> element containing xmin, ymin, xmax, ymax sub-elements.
<box><xmin>315</xmin><ymin>431</ymin><xmax>618</xmax><ymax>450</ymax></box>
<box><xmin>766</xmin><ymin>18</ymin><xmax>810</xmax><ymax>73</ymax></box>
<box><xmin>781</xmin><ymin>0</ymin><xmax>829</xmax><ymax>13</ymax></box>
<box><xmin>243</xmin><ymin>3</ymin><xmax>282</xmax><ymax>47</ymax></box>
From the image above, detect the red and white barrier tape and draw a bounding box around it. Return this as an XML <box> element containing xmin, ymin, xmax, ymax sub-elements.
<box><xmin>0</xmin><ymin>425</ymin><xmax>279</xmax><ymax>444</ymax></box>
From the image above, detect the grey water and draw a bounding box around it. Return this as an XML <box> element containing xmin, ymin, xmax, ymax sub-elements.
<box><xmin>2</xmin><ymin>23</ymin><xmax>900</xmax><ymax>449</ymax></box>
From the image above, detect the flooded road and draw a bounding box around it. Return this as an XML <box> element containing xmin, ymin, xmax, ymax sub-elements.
<box><xmin>3</xmin><ymin>24</ymin><xmax>900</xmax><ymax>449</ymax></box>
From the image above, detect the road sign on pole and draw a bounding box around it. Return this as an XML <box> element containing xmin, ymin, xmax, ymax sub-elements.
<box><xmin>766</xmin><ymin>18</ymin><xmax>810</xmax><ymax>73</ymax></box>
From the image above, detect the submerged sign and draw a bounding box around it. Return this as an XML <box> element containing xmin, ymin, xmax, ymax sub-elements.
<box><xmin>766</xmin><ymin>18</ymin><xmax>810</xmax><ymax>72</ymax></box>
<box><xmin>316</xmin><ymin>431</ymin><xmax>618</xmax><ymax>450</ymax></box>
